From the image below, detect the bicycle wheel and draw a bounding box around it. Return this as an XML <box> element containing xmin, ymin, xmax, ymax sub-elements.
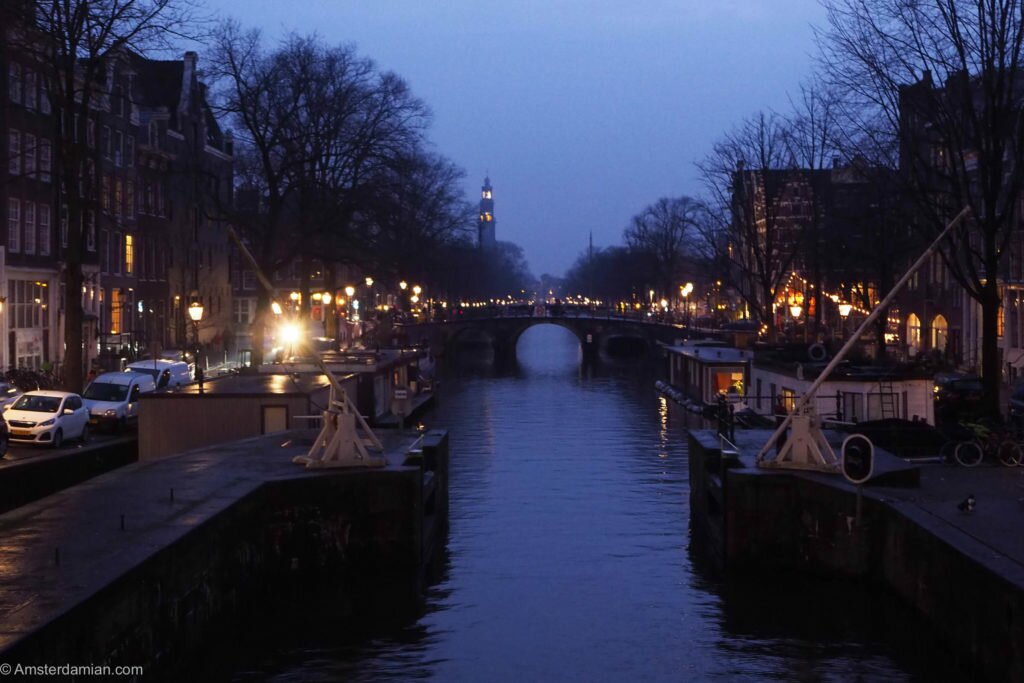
<box><xmin>997</xmin><ymin>439</ymin><xmax>1023</xmax><ymax>467</ymax></box>
<box><xmin>954</xmin><ymin>440</ymin><xmax>984</xmax><ymax>467</ymax></box>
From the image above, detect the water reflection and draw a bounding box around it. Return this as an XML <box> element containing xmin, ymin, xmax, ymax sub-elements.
<box><xmin>202</xmin><ymin>325</ymin><xmax>966</xmax><ymax>682</ymax></box>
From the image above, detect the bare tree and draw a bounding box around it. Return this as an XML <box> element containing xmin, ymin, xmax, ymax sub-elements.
<box><xmin>697</xmin><ymin>112</ymin><xmax>799</xmax><ymax>341</ymax></box>
<box><xmin>3</xmin><ymin>0</ymin><xmax>198</xmax><ymax>390</ymax></box>
<box><xmin>820</xmin><ymin>0</ymin><xmax>1024</xmax><ymax>413</ymax></box>
<box><xmin>622</xmin><ymin>197</ymin><xmax>701</xmax><ymax>304</ymax></box>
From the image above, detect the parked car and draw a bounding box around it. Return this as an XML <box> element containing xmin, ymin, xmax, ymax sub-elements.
<box><xmin>82</xmin><ymin>372</ymin><xmax>156</xmax><ymax>432</ymax></box>
<box><xmin>1009</xmin><ymin>383</ymin><xmax>1024</xmax><ymax>420</ymax></box>
<box><xmin>3</xmin><ymin>391</ymin><xmax>89</xmax><ymax>448</ymax></box>
<box><xmin>126</xmin><ymin>359</ymin><xmax>192</xmax><ymax>389</ymax></box>
<box><xmin>934</xmin><ymin>373</ymin><xmax>984</xmax><ymax>422</ymax></box>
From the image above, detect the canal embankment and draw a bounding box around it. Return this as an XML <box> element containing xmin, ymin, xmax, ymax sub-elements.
<box><xmin>0</xmin><ymin>436</ymin><xmax>137</xmax><ymax>514</ymax></box>
<box><xmin>689</xmin><ymin>428</ymin><xmax>1024</xmax><ymax>683</ymax></box>
<box><xmin>0</xmin><ymin>428</ymin><xmax>448</xmax><ymax>680</ymax></box>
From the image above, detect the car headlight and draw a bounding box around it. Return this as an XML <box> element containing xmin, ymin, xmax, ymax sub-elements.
<box><xmin>39</xmin><ymin>419</ymin><xmax>55</xmax><ymax>426</ymax></box>
<box><xmin>104</xmin><ymin>409</ymin><xmax>117</xmax><ymax>417</ymax></box>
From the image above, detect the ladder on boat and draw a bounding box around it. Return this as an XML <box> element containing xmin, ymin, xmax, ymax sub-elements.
<box><xmin>878</xmin><ymin>379</ymin><xmax>897</xmax><ymax>419</ymax></box>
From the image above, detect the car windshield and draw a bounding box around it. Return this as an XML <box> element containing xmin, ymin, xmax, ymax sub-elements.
<box><xmin>83</xmin><ymin>383</ymin><xmax>129</xmax><ymax>402</ymax></box>
<box><xmin>952</xmin><ymin>379</ymin><xmax>983</xmax><ymax>392</ymax></box>
<box><xmin>12</xmin><ymin>395</ymin><xmax>61</xmax><ymax>413</ymax></box>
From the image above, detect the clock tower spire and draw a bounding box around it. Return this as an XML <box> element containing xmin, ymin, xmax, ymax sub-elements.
<box><xmin>478</xmin><ymin>175</ymin><xmax>496</xmax><ymax>250</ymax></box>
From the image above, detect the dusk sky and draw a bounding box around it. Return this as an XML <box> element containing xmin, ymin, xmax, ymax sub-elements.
<box><xmin>201</xmin><ymin>1</ymin><xmax>827</xmax><ymax>278</ymax></box>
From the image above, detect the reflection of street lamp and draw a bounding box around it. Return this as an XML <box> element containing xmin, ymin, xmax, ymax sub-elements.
<box><xmin>187</xmin><ymin>294</ymin><xmax>204</xmax><ymax>392</ymax></box>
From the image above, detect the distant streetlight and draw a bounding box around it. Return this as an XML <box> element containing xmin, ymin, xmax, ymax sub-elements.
<box><xmin>838</xmin><ymin>303</ymin><xmax>853</xmax><ymax>318</ymax></box>
<box><xmin>344</xmin><ymin>285</ymin><xmax>355</xmax><ymax>298</ymax></box>
<box><xmin>399</xmin><ymin>281</ymin><xmax>408</xmax><ymax>291</ymax></box>
<box><xmin>412</xmin><ymin>284</ymin><xmax>422</xmax><ymax>296</ymax></box>
<box><xmin>365</xmin><ymin>277</ymin><xmax>374</xmax><ymax>287</ymax></box>
<box><xmin>790</xmin><ymin>304</ymin><xmax>803</xmax><ymax>319</ymax></box>
<box><xmin>271</xmin><ymin>301</ymin><xmax>283</xmax><ymax>315</ymax></box>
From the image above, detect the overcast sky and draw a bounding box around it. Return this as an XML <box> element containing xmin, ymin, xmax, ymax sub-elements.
<box><xmin>199</xmin><ymin>0</ymin><xmax>827</xmax><ymax>278</ymax></box>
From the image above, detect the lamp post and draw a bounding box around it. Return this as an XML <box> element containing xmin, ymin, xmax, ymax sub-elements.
<box><xmin>187</xmin><ymin>295</ymin><xmax>204</xmax><ymax>392</ymax></box>
<box><xmin>838</xmin><ymin>303</ymin><xmax>853</xmax><ymax>341</ymax></box>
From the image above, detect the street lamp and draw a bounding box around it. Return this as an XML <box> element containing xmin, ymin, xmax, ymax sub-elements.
<box><xmin>789</xmin><ymin>304</ymin><xmax>803</xmax><ymax>319</ymax></box>
<box><xmin>838</xmin><ymin>302</ymin><xmax>853</xmax><ymax>340</ymax></box>
<box><xmin>187</xmin><ymin>294</ymin><xmax>204</xmax><ymax>392</ymax></box>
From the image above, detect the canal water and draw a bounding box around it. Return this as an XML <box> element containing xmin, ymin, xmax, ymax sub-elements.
<box><xmin>210</xmin><ymin>325</ymin><xmax>967</xmax><ymax>681</ymax></box>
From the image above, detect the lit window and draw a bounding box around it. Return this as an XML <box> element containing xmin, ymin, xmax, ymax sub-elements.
<box><xmin>110</xmin><ymin>289</ymin><xmax>122</xmax><ymax>334</ymax></box>
<box><xmin>125</xmin><ymin>234</ymin><xmax>134</xmax><ymax>274</ymax></box>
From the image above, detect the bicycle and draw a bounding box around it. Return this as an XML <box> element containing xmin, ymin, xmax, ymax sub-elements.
<box><xmin>945</xmin><ymin>419</ymin><xmax>1022</xmax><ymax>467</ymax></box>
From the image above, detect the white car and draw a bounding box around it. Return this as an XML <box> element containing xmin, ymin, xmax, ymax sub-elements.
<box><xmin>82</xmin><ymin>372</ymin><xmax>155</xmax><ymax>432</ymax></box>
<box><xmin>3</xmin><ymin>391</ymin><xmax>90</xmax><ymax>448</ymax></box>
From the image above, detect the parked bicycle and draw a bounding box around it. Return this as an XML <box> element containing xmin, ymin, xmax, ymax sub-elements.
<box><xmin>941</xmin><ymin>418</ymin><xmax>1022</xmax><ymax>467</ymax></box>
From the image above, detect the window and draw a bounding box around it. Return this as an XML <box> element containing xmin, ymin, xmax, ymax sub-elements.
<box><xmin>7</xmin><ymin>199</ymin><xmax>20</xmax><ymax>253</ymax></box>
<box><xmin>39</xmin><ymin>205</ymin><xmax>50</xmax><ymax>256</ymax></box>
<box><xmin>126</xmin><ymin>181</ymin><xmax>134</xmax><ymax>218</ymax></box>
<box><xmin>100</xmin><ymin>229</ymin><xmax>108</xmax><ymax>272</ymax></box>
<box><xmin>114</xmin><ymin>179</ymin><xmax>122</xmax><ymax>217</ymax></box>
<box><xmin>23</xmin><ymin>134</ymin><xmax>35</xmax><ymax>177</ymax></box>
<box><xmin>86</xmin><ymin>210</ymin><xmax>96</xmax><ymax>251</ymax></box>
<box><xmin>242</xmin><ymin>270</ymin><xmax>256</xmax><ymax>290</ymax></box>
<box><xmin>60</xmin><ymin>205</ymin><xmax>68</xmax><ymax>247</ymax></box>
<box><xmin>114</xmin><ymin>130</ymin><xmax>122</xmax><ymax>166</ymax></box>
<box><xmin>23</xmin><ymin>70</ymin><xmax>34</xmax><ymax>110</ymax></box>
<box><xmin>101</xmin><ymin>175</ymin><xmax>110</xmax><ymax>212</ymax></box>
<box><xmin>232</xmin><ymin>298</ymin><xmax>254</xmax><ymax>324</ymax></box>
<box><xmin>86</xmin><ymin>120</ymin><xmax>95</xmax><ymax>148</ymax></box>
<box><xmin>110</xmin><ymin>288</ymin><xmax>122</xmax><ymax>334</ymax></box>
<box><xmin>8</xmin><ymin>64</ymin><xmax>20</xmax><ymax>104</ymax></box>
<box><xmin>126</xmin><ymin>135</ymin><xmax>134</xmax><ymax>167</ymax></box>
<box><xmin>148</xmin><ymin>121</ymin><xmax>159</xmax><ymax>149</ymax></box>
<box><xmin>8</xmin><ymin>130</ymin><xmax>19</xmax><ymax>174</ymax></box>
<box><xmin>124</xmin><ymin>234</ymin><xmax>134</xmax><ymax>274</ymax></box>
<box><xmin>102</xmin><ymin>125</ymin><xmax>111</xmax><ymax>159</ymax></box>
<box><xmin>39</xmin><ymin>80</ymin><xmax>50</xmax><ymax>114</ymax></box>
<box><xmin>23</xmin><ymin>202</ymin><xmax>35</xmax><ymax>254</ymax></box>
<box><xmin>39</xmin><ymin>139</ymin><xmax>51</xmax><ymax>182</ymax></box>
<box><xmin>113</xmin><ymin>231</ymin><xmax>122</xmax><ymax>274</ymax></box>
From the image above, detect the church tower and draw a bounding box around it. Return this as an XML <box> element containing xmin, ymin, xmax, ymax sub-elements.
<box><xmin>478</xmin><ymin>176</ymin><xmax>496</xmax><ymax>250</ymax></box>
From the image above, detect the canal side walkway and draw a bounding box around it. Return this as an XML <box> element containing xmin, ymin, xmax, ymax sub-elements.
<box><xmin>0</xmin><ymin>428</ymin><xmax>439</xmax><ymax>674</ymax></box>
<box><xmin>693</xmin><ymin>429</ymin><xmax>1024</xmax><ymax>682</ymax></box>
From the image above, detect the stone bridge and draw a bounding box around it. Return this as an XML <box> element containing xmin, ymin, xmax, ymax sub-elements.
<box><xmin>395</xmin><ymin>312</ymin><xmax>693</xmax><ymax>363</ymax></box>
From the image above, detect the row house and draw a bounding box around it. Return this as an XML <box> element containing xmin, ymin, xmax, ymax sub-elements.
<box><xmin>2</xmin><ymin>35</ymin><xmax>232</xmax><ymax>376</ymax></box>
<box><xmin>3</xmin><ymin>33</ymin><xmax>65</xmax><ymax>370</ymax></box>
<box><xmin>730</xmin><ymin>160</ymin><xmax>900</xmax><ymax>339</ymax></box>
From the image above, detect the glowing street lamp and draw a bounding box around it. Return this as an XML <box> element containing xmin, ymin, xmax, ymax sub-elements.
<box><xmin>344</xmin><ymin>285</ymin><xmax>355</xmax><ymax>298</ymax></box>
<box><xmin>364</xmin><ymin>277</ymin><xmax>374</xmax><ymax>287</ymax></box>
<box><xmin>399</xmin><ymin>281</ymin><xmax>408</xmax><ymax>291</ymax></box>
<box><xmin>838</xmin><ymin>303</ymin><xmax>853</xmax><ymax>318</ymax></box>
<box><xmin>412</xmin><ymin>284</ymin><xmax>422</xmax><ymax>296</ymax></box>
<box><xmin>271</xmin><ymin>301</ymin><xmax>283</xmax><ymax>315</ymax></box>
<box><xmin>790</xmin><ymin>304</ymin><xmax>803</xmax><ymax>319</ymax></box>
<box><xmin>187</xmin><ymin>293</ymin><xmax>205</xmax><ymax>392</ymax></box>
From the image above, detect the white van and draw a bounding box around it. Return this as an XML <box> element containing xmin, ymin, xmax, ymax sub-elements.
<box><xmin>82</xmin><ymin>371</ymin><xmax>156</xmax><ymax>431</ymax></box>
<box><xmin>126</xmin><ymin>359</ymin><xmax>192</xmax><ymax>389</ymax></box>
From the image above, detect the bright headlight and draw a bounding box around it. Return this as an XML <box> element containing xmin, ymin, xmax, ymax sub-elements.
<box><xmin>104</xmin><ymin>409</ymin><xmax>117</xmax><ymax>417</ymax></box>
<box><xmin>39</xmin><ymin>419</ymin><xmax>55</xmax><ymax>426</ymax></box>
